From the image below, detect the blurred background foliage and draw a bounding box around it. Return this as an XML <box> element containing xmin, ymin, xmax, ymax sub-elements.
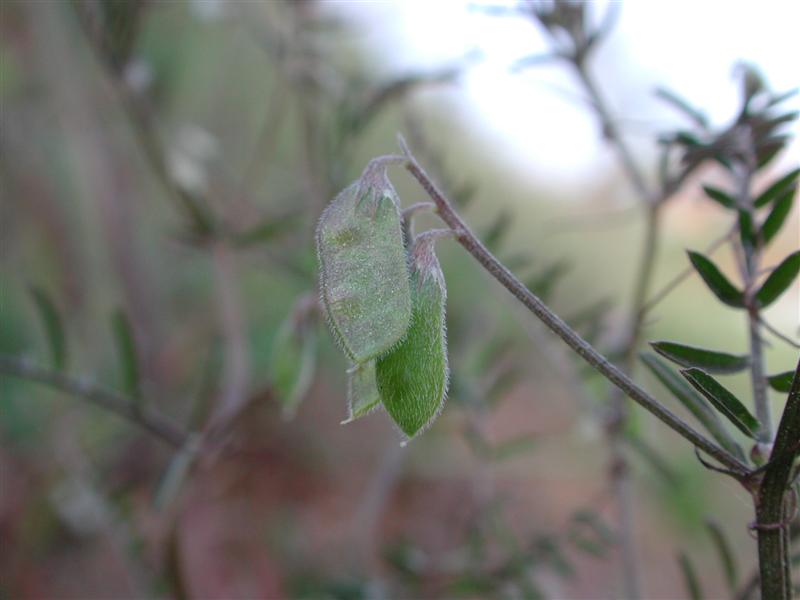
<box><xmin>0</xmin><ymin>1</ymin><xmax>798</xmax><ymax>598</ymax></box>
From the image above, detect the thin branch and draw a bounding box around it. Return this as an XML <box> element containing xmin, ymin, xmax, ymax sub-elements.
<box><xmin>401</xmin><ymin>142</ymin><xmax>749</xmax><ymax>476</ymax></box>
<box><xmin>759</xmin><ymin>316</ymin><xmax>800</xmax><ymax>350</ymax></box>
<box><xmin>0</xmin><ymin>355</ymin><xmax>187</xmax><ymax>448</ymax></box>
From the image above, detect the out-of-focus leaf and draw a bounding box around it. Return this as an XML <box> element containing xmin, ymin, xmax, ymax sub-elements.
<box><xmin>678</xmin><ymin>552</ymin><xmax>704</xmax><ymax>600</ymax></box>
<box><xmin>317</xmin><ymin>168</ymin><xmax>411</xmax><ymax>363</ymax></box>
<box><xmin>650</xmin><ymin>341</ymin><xmax>749</xmax><ymax>374</ymax></box>
<box><xmin>655</xmin><ymin>87</ymin><xmax>708</xmax><ymax>128</ymax></box>
<box><xmin>760</xmin><ymin>186</ymin><xmax>795</xmax><ymax>246</ymax></box>
<box><xmin>464</xmin><ymin>425</ymin><xmax>537</xmax><ymax>462</ymax></box>
<box><xmin>624</xmin><ymin>431</ymin><xmax>680</xmax><ymax>487</ymax></box>
<box><xmin>767</xmin><ymin>371</ymin><xmax>794</xmax><ymax>393</ymax></box>
<box><xmin>681</xmin><ymin>368</ymin><xmax>760</xmax><ymax>439</ymax></box>
<box><xmin>233</xmin><ymin>210</ymin><xmax>303</xmax><ymax>247</ymax></box>
<box><xmin>755</xmin><ymin>251</ymin><xmax>800</xmax><ymax>308</ymax></box>
<box><xmin>342</xmin><ymin>361</ymin><xmax>381</xmax><ymax>424</ymax></box>
<box><xmin>640</xmin><ymin>354</ymin><xmax>743</xmax><ymax>459</ymax></box>
<box><xmin>377</xmin><ymin>238</ymin><xmax>448</xmax><ymax>439</ymax></box>
<box><xmin>29</xmin><ymin>286</ymin><xmax>67</xmax><ymax>370</ymax></box>
<box><xmin>154</xmin><ymin>435</ymin><xmax>202</xmax><ymax>510</ymax></box>
<box><xmin>482</xmin><ymin>210</ymin><xmax>512</xmax><ymax>252</ymax></box>
<box><xmin>270</xmin><ymin>309</ymin><xmax>317</xmax><ymax>419</ymax></box>
<box><xmin>705</xmin><ymin>519</ymin><xmax>738</xmax><ymax>595</ymax></box>
<box><xmin>687</xmin><ymin>251</ymin><xmax>744</xmax><ymax>308</ymax></box>
<box><xmin>702</xmin><ymin>185</ymin><xmax>735</xmax><ymax>209</ymax></box>
<box><xmin>525</xmin><ymin>260</ymin><xmax>571</xmax><ymax>302</ymax></box>
<box><xmin>111</xmin><ymin>309</ymin><xmax>141</xmax><ymax>401</ymax></box>
<box><xmin>567</xmin><ymin>510</ymin><xmax>616</xmax><ymax>558</ymax></box>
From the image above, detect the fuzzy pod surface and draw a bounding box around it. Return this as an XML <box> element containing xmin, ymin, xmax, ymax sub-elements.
<box><xmin>317</xmin><ymin>168</ymin><xmax>411</xmax><ymax>363</ymax></box>
<box><xmin>376</xmin><ymin>238</ymin><xmax>448</xmax><ymax>439</ymax></box>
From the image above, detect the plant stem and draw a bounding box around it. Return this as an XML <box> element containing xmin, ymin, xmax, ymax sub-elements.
<box><xmin>756</xmin><ymin>359</ymin><xmax>800</xmax><ymax>600</ymax></box>
<box><xmin>0</xmin><ymin>355</ymin><xmax>187</xmax><ymax>447</ymax></box>
<box><xmin>402</xmin><ymin>147</ymin><xmax>749</xmax><ymax>476</ymax></box>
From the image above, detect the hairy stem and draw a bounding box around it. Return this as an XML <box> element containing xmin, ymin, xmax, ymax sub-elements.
<box><xmin>402</xmin><ymin>146</ymin><xmax>749</xmax><ymax>476</ymax></box>
<box><xmin>0</xmin><ymin>355</ymin><xmax>187</xmax><ymax>447</ymax></box>
<box><xmin>756</xmin><ymin>359</ymin><xmax>800</xmax><ymax>600</ymax></box>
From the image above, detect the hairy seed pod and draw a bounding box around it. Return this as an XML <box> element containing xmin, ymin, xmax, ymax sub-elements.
<box><xmin>341</xmin><ymin>361</ymin><xmax>381</xmax><ymax>424</ymax></box>
<box><xmin>317</xmin><ymin>162</ymin><xmax>411</xmax><ymax>363</ymax></box>
<box><xmin>376</xmin><ymin>237</ymin><xmax>448</xmax><ymax>439</ymax></box>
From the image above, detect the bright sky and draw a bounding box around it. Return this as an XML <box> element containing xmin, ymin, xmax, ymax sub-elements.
<box><xmin>334</xmin><ymin>1</ymin><xmax>800</xmax><ymax>186</ymax></box>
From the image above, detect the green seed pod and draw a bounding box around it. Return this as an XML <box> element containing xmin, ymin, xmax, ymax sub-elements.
<box><xmin>270</xmin><ymin>300</ymin><xmax>317</xmax><ymax>419</ymax></box>
<box><xmin>316</xmin><ymin>161</ymin><xmax>411</xmax><ymax>363</ymax></box>
<box><xmin>341</xmin><ymin>360</ymin><xmax>382</xmax><ymax>424</ymax></box>
<box><xmin>376</xmin><ymin>236</ymin><xmax>449</xmax><ymax>440</ymax></box>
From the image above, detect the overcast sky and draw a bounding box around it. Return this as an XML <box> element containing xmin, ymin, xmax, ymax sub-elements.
<box><xmin>334</xmin><ymin>1</ymin><xmax>800</xmax><ymax>186</ymax></box>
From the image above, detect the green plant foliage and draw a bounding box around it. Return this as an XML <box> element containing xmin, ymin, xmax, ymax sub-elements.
<box><xmin>111</xmin><ymin>309</ymin><xmax>141</xmax><ymax>401</ymax></box>
<box><xmin>754</xmin><ymin>167</ymin><xmax>799</xmax><ymax>208</ymax></box>
<box><xmin>317</xmin><ymin>165</ymin><xmax>412</xmax><ymax>363</ymax></box>
<box><xmin>755</xmin><ymin>250</ymin><xmax>800</xmax><ymax>308</ymax></box>
<box><xmin>681</xmin><ymin>368</ymin><xmax>760</xmax><ymax>439</ymax></box>
<box><xmin>759</xmin><ymin>186</ymin><xmax>795</xmax><ymax>246</ymax></box>
<box><xmin>687</xmin><ymin>251</ymin><xmax>744</xmax><ymax>308</ymax></box>
<box><xmin>376</xmin><ymin>238</ymin><xmax>448</xmax><ymax>439</ymax></box>
<box><xmin>270</xmin><ymin>311</ymin><xmax>317</xmax><ymax>419</ymax></box>
<box><xmin>650</xmin><ymin>341</ymin><xmax>749</xmax><ymax>374</ymax></box>
<box><xmin>677</xmin><ymin>552</ymin><xmax>704</xmax><ymax>600</ymax></box>
<box><xmin>702</xmin><ymin>185</ymin><xmax>735</xmax><ymax>209</ymax></box>
<box><xmin>29</xmin><ymin>286</ymin><xmax>67</xmax><ymax>370</ymax></box>
<box><xmin>767</xmin><ymin>371</ymin><xmax>794</xmax><ymax>393</ymax></box>
<box><xmin>342</xmin><ymin>361</ymin><xmax>381</xmax><ymax>424</ymax></box>
<box><xmin>640</xmin><ymin>354</ymin><xmax>743</xmax><ymax>459</ymax></box>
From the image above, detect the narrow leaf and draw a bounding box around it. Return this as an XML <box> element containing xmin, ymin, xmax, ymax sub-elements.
<box><xmin>681</xmin><ymin>368</ymin><xmax>760</xmax><ymax>439</ymax></box>
<box><xmin>29</xmin><ymin>286</ymin><xmax>67</xmax><ymax>370</ymax></box>
<box><xmin>768</xmin><ymin>371</ymin><xmax>794</xmax><ymax>393</ymax></box>
<box><xmin>650</xmin><ymin>340</ymin><xmax>749</xmax><ymax>374</ymax></box>
<box><xmin>317</xmin><ymin>162</ymin><xmax>412</xmax><ymax>363</ymax></box>
<box><xmin>760</xmin><ymin>185</ymin><xmax>795</xmax><ymax>246</ymax></box>
<box><xmin>342</xmin><ymin>361</ymin><xmax>381</xmax><ymax>424</ymax></box>
<box><xmin>270</xmin><ymin>312</ymin><xmax>317</xmax><ymax>419</ymax></box>
<box><xmin>753</xmin><ymin>167</ymin><xmax>799</xmax><ymax>208</ymax></box>
<box><xmin>640</xmin><ymin>354</ymin><xmax>744</xmax><ymax>458</ymax></box>
<box><xmin>738</xmin><ymin>210</ymin><xmax>755</xmax><ymax>254</ymax></box>
<box><xmin>377</xmin><ymin>237</ymin><xmax>449</xmax><ymax>440</ymax></box>
<box><xmin>705</xmin><ymin>519</ymin><xmax>738</xmax><ymax>594</ymax></box>
<box><xmin>678</xmin><ymin>552</ymin><xmax>704</xmax><ymax>600</ymax></box>
<box><xmin>755</xmin><ymin>251</ymin><xmax>800</xmax><ymax>308</ymax></box>
<box><xmin>687</xmin><ymin>251</ymin><xmax>744</xmax><ymax>308</ymax></box>
<box><xmin>111</xmin><ymin>310</ymin><xmax>141</xmax><ymax>401</ymax></box>
<box><xmin>702</xmin><ymin>185</ymin><xmax>735</xmax><ymax>209</ymax></box>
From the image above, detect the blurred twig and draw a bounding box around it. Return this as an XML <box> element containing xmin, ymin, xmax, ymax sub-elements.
<box><xmin>0</xmin><ymin>355</ymin><xmax>187</xmax><ymax>447</ymax></box>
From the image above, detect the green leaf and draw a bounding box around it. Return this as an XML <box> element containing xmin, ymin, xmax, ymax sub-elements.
<box><xmin>678</xmin><ymin>552</ymin><xmax>704</xmax><ymax>600</ymax></box>
<box><xmin>317</xmin><ymin>164</ymin><xmax>412</xmax><ymax>363</ymax></box>
<box><xmin>702</xmin><ymin>185</ymin><xmax>735</xmax><ymax>209</ymax></box>
<box><xmin>233</xmin><ymin>209</ymin><xmax>302</xmax><ymax>247</ymax></box>
<box><xmin>767</xmin><ymin>371</ymin><xmax>794</xmax><ymax>393</ymax></box>
<box><xmin>111</xmin><ymin>309</ymin><xmax>141</xmax><ymax>401</ymax></box>
<box><xmin>754</xmin><ymin>167</ymin><xmax>799</xmax><ymax>208</ymax></box>
<box><xmin>650</xmin><ymin>341</ymin><xmax>749</xmax><ymax>374</ymax></box>
<box><xmin>270</xmin><ymin>311</ymin><xmax>317</xmax><ymax>419</ymax></box>
<box><xmin>377</xmin><ymin>238</ymin><xmax>448</xmax><ymax>440</ymax></box>
<box><xmin>755</xmin><ymin>250</ymin><xmax>800</xmax><ymax>308</ymax></box>
<box><xmin>342</xmin><ymin>361</ymin><xmax>381</xmax><ymax>424</ymax></box>
<box><xmin>29</xmin><ymin>286</ymin><xmax>67</xmax><ymax>370</ymax></box>
<box><xmin>681</xmin><ymin>368</ymin><xmax>760</xmax><ymax>439</ymax></box>
<box><xmin>738</xmin><ymin>209</ymin><xmax>755</xmax><ymax>254</ymax></box>
<box><xmin>640</xmin><ymin>354</ymin><xmax>743</xmax><ymax>459</ymax></box>
<box><xmin>687</xmin><ymin>251</ymin><xmax>744</xmax><ymax>308</ymax></box>
<box><xmin>759</xmin><ymin>185</ymin><xmax>795</xmax><ymax>246</ymax></box>
<box><xmin>705</xmin><ymin>519</ymin><xmax>738</xmax><ymax>595</ymax></box>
